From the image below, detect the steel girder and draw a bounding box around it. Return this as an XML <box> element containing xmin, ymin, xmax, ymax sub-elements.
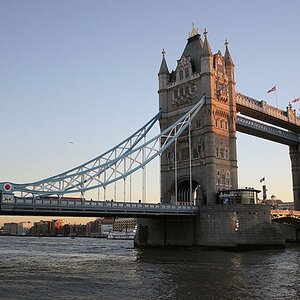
<box><xmin>0</xmin><ymin>96</ymin><xmax>205</xmax><ymax>197</ymax></box>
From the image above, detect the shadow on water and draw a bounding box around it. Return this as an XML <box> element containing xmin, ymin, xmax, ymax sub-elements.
<box><xmin>135</xmin><ymin>246</ymin><xmax>300</xmax><ymax>300</ymax></box>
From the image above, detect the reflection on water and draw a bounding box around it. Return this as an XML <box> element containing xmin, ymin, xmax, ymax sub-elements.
<box><xmin>0</xmin><ymin>236</ymin><xmax>299</xmax><ymax>299</ymax></box>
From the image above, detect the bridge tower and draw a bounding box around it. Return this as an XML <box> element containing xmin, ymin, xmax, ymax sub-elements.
<box><xmin>158</xmin><ymin>26</ymin><xmax>238</xmax><ymax>205</ymax></box>
<box><xmin>289</xmin><ymin>146</ymin><xmax>300</xmax><ymax>211</ymax></box>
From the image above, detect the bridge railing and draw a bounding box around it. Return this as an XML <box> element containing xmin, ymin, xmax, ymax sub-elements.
<box><xmin>0</xmin><ymin>194</ymin><xmax>200</xmax><ymax>216</ymax></box>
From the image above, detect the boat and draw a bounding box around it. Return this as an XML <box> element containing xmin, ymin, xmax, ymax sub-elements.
<box><xmin>107</xmin><ymin>231</ymin><xmax>135</xmax><ymax>240</ymax></box>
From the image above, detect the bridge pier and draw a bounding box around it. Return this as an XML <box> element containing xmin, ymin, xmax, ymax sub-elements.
<box><xmin>289</xmin><ymin>146</ymin><xmax>300</xmax><ymax>211</ymax></box>
<box><xmin>134</xmin><ymin>204</ymin><xmax>285</xmax><ymax>249</ymax></box>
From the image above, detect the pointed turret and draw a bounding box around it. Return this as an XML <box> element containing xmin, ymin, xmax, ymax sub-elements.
<box><xmin>202</xmin><ymin>29</ymin><xmax>212</xmax><ymax>57</ymax></box>
<box><xmin>158</xmin><ymin>49</ymin><xmax>170</xmax><ymax>112</ymax></box>
<box><xmin>224</xmin><ymin>39</ymin><xmax>234</xmax><ymax>67</ymax></box>
<box><xmin>200</xmin><ymin>29</ymin><xmax>213</xmax><ymax>80</ymax></box>
<box><xmin>159</xmin><ymin>49</ymin><xmax>169</xmax><ymax>75</ymax></box>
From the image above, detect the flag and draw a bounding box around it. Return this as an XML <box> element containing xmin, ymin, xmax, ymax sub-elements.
<box><xmin>267</xmin><ymin>86</ymin><xmax>276</xmax><ymax>93</ymax></box>
<box><xmin>260</xmin><ymin>177</ymin><xmax>265</xmax><ymax>183</ymax></box>
<box><xmin>292</xmin><ymin>97</ymin><xmax>300</xmax><ymax>103</ymax></box>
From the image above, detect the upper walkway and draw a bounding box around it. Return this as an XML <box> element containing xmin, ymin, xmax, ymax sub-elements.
<box><xmin>236</xmin><ymin>93</ymin><xmax>300</xmax><ymax>134</ymax></box>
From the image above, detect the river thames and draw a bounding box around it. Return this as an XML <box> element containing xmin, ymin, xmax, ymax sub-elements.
<box><xmin>0</xmin><ymin>236</ymin><xmax>299</xmax><ymax>299</ymax></box>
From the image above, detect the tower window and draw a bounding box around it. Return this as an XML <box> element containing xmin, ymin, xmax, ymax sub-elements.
<box><xmin>180</xmin><ymin>87</ymin><xmax>184</xmax><ymax>96</ymax></box>
<box><xmin>220</xmin><ymin>148</ymin><xmax>224</xmax><ymax>159</ymax></box>
<box><xmin>225</xmin><ymin>148</ymin><xmax>229</xmax><ymax>159</ymax></box>
<box><xmin>185</xmin><ymin>85</ymin><xmax>189</xmax><ymax>95</ymax></box>
<box><xmin>174</xmin><ymin>90</ymin><xmax>178</xmax><ymax>99</ymax></box>
<box><xmin>193</xmin><ymin>147</ymin><xmax>199</xmax><ymax>159</ymax></box>
<box><xmin>179</xmin><ymin>70</ymin><xmax>183</xmax><ymax>80</ymax></box>
<box><xmin>185</xmin><ymin>68</ymin><xmax>190</xmax><ymax>78</ymax></box>
<box><xmin>221</xmin><ymin>174</ymin><xmax>226</xmax><ymax>184</ymax></box>
<box><xmin>181</xmin><ymin>147</ymin><xmax>189</xmax><ymax>161</ymax></box>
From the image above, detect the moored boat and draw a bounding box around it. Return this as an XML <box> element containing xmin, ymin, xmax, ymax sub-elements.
<box><xmin>107</xmin><ymin>231</ymin><xmax>135</xmax><ymax>240</ymax></box>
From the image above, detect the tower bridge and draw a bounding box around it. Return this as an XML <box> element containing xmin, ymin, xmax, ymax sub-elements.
<box><xmin>1</xmin><ymin>25</ymin><xmax>300</xmax><ymax>248</ymax></box>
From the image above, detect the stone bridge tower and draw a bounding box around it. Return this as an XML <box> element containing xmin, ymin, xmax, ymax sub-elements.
<box><xmin>158</xmin><ymin>26</ymin><xmax>238</xmax><ymax>205</ymax></box>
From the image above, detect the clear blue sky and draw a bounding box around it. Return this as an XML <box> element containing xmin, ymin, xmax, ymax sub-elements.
<box><xmin>1</xmin><ymin>0</ymin><xmax>300</xmax><ymax>225</ymax></box>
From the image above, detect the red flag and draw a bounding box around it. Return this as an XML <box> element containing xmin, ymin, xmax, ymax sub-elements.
<box><xmin>292</xmin><ymin>97</ymin><xmax>300</xmax><ymax>103</ymax></box>
<box><xmin>267</xmin><ymin>86</ymin><xmax>276</xmax><ymax>93</ymax></box>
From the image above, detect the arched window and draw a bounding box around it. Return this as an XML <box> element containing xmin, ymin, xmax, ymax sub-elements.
<box><xmin>185</xmin><ymin>85</ymin><xmax>189</xmax><ymax>95</ymax></box>
<box><xmin>185</xmin><ymin>68</ymin><xmax>190</xmax><ymax>78</ymax></box>
<box><xmin>180</xmin><ymin>87</ymin><xmax>184</xmax><ymax>96</ymax></box>
<box><xmin>179</xmin><ymin>70</ymin><xmax>183</xmax><ymax>80</ymax></box>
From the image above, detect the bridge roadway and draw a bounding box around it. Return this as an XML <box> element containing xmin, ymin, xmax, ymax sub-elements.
<box><xmin>0</xmin><ymin>195</ymin><xmax>200</xmax><ymax>218</ymax></box>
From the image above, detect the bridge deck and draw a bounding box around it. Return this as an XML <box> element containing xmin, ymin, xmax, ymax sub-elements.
<box><xmin>0</xmin><ymin>196</ymin><xmax>200</xmax><ymax>218</ymax></box>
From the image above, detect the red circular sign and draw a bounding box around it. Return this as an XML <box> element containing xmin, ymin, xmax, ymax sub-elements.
<box><xmin>3</xmin><ymin>183</ymin><xmax>12</xmax><ymax>192</ymax></box>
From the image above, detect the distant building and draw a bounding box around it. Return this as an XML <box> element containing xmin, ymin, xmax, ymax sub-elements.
<box><xmin>31</xmin><ymin>220</ymin><xmax>52</xmax><ymax>236</ymax></box>
<box><xmin>70</xmin><ymin>224</ymin><xmax>87</xmax><ymax>237</ymax></box>
<box><xmin>87</xmin><ymin>218</ymin><xmax>113</xmax><ymax>237</ymax></box>
<box><xmin>3</xmin><ymin>223</ymin><xmax>18</xmax><ymax>235</ymax></box>
<box><xmin>101</xmin><ymin>218</ymin><xmax>114</xmax><ymax>236</ymax></box>
<box><xmin>277</xmin><ymin>202</ymin><xmax>294</xmax><ymax>210</ymax></box>
<box><xmin>3</xmin><ymin>222</ymin><xmax>31</xmax><ymax>235</ymax></box>
<box><xmin>113</xmin><ymin>218</ymin><xmax>136</xmax><ymax>232</ymax></box>
<box><xmin>264</xmin><ymin>195</ymin><xmax>294</xmax><ymax>210</ymax></box>
<box><xmin>62</xmin><ymin>224</ymin><xmax>71</xmax><ymax>236</ymax></box>
<box><xmin>50</xmin><ymin>219</ymin><xmax>64</xmax><ymax>236</ymax></box>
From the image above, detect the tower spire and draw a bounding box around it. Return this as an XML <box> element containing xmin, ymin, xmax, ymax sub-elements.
<box><xmin>188</xmin><ymin>22</ymin><xmax>200</xmax><ymax>38</ymax></box>
<box><xmin>202</xmin><ymin>28</ymin><xmax>212</xmax><ymax>56</ymax></box>
<box><xmin>224</xmin><ymin>39</ymin><xmax>234</xmax><ymax>66</ymax></box>
<box><xmin>159</xmin><ymin>48</ymin><xmax>169</xmax><ymax>75</ymax></box>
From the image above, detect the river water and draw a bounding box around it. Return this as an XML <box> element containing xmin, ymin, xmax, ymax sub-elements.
<box><xmin>0</xmin><ymin>236</ymin><xmax>299</xmax><ymax>300</ymax></box>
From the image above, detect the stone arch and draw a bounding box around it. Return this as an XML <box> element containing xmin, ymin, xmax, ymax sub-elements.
<box><xmin>169</xmin><ymin>177</ymin><xmax>205</xmax><ymax>205</ymax></box>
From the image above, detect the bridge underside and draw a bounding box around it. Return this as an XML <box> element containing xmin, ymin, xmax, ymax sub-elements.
<box><xmin>273</xmin><ymin>217</ymin><xmax>300</xmax><ymax>227</ymax></box>
<box><xmin>0</xmin><ymin>209</ymin><xmax>195</xmax><ymax>219</ymax></box>
<box><xmin>0</xmin><ymin>209</ymin><xmax>197</xmax><ymax>218</ymax></box>
<box><xmin>236</xmin><ymin>115</ymin><xmax>300</xmax><ymax>145</ymax></box>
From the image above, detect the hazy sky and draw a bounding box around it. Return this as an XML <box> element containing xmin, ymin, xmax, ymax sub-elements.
<box><xmin>1</xmin><ymin>0</ymin><xmax>300</xmax><ymax>225</ymax></box>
